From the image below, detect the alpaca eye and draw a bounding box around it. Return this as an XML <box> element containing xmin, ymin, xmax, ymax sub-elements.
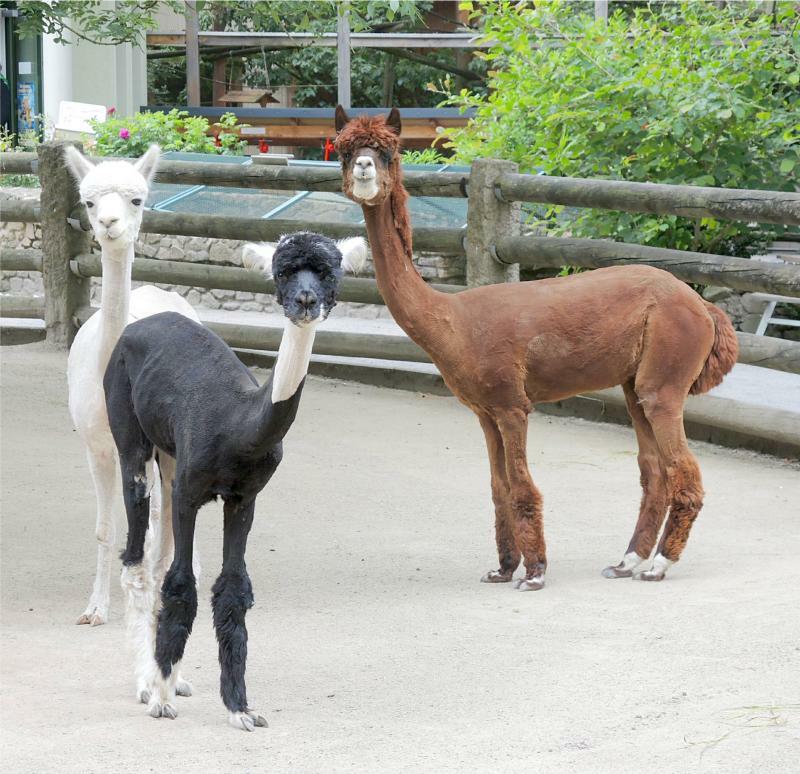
<box><xmin>85</xmin><ymin>201</ymin><xmax>94</xmax><ymax>208</ymax></box>
<box><xmin>131</xmin><ymin>198</ymin><xmax>143</xmax><ymax>206</ymax></box>
<box><xmin>342</xmin><ymin>152</ymin><xmax>351</xmax><ymax>162</ymax></box>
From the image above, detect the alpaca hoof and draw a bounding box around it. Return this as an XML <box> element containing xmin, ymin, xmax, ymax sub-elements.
<box><xmin>175</xmin><ymin>677</ymin><xmax>193</xmax><ymax>697</ymax></box>
<box><xmin>480</xmin><ymin>569</ymin><xmax>514</xmax><ymax>583</ymax></box>
<box><xmin>513</xmin><ymin>576</ymin><xmax>545</xmax><ymax>591</ymax></box>
<box><xmin>76</xmin><ymin>608</ymin><xmax>107</xmax><ymax>626</ymax></box>
<box><xmin>633</xmin><ymin>569</ymin><xmax>666</xmax><ymax>582</ymax></box>
<box><xmin>602</xmin><ymin>564</ymin><xmax>633</xmax><ymax>579</ymax></box>
<box><xmin>137</xmin><ymin>688</ymin><xmax>151</xmax><ymax>705</ymax></box>
<box><xmin>229</xmin><ymin>710</ymin><xmax>268</xmax><ymax>732</ymax></box>
<box><xmin>148</xmin><ymin>700</ymin><xmax>177</xmax><ymax>719</ymax></box>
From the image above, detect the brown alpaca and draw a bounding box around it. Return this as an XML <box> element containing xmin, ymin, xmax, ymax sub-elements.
<box><xmin>334</xmin><ymin>106</ymin><xmax>738</xmax><ymax>589</ymax></box>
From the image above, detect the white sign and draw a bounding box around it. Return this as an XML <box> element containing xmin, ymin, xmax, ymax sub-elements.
<box><xmin>55</xmin><ymin>101</ymin><xmax>107</xmax><ymax>135</ymax></box>
<box><xmin>18</xmin><ymin>61</ymin><xmax>32</xmax><ymax>75</ymax></box>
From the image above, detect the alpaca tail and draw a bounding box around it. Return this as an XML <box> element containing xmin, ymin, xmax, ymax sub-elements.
<box><xmin>689</xmin><ymin>302</ymin><xmax>739</xmax><ymax>395</ymax></box>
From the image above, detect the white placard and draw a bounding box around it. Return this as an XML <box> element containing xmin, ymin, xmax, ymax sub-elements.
<box><xmin>18</xmin><ymin>62</ymin><xmax>32</xmax><ymax>75</ymax></box>
<box><xmin>55</xmin><ymin>101</ymin><xmax>107</xmax><ymax>134</ymax></box>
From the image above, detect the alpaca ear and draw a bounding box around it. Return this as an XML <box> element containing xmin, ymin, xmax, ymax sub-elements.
<box><xmin>386</xmin><ymin>108</ymin><xmax>401</xmax><ymax>136</ymax></box>
<box><xmin>134</xmin><ymin>144</ymin><xmax>161</xmax><ymax>185</ymax></box>
<box><xmin>337</xmin><ymin>237</ymin><xmax>368</xmax><ymax>275</ymax></box>
<box><xmin>242</xmin><ymin>243</ymin><xmax>275</xmax><ymax>278</ymax></box>
<box><xmin>64</xmin><ymin>145</ymin><xmax>95</xmax><ymax>183</ymax></box>
<box><xmin>334</xmin><ymin>104</ymin><xmax>350</xmax><ymax>132</ymax></box>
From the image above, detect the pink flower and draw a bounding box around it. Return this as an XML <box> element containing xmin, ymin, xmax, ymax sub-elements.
<box><xmin>107</xmin><ymin>107</ymin><xmax>116</xmax><ymax>116</ymax></box>
<box><xmin>119</xmin><ymin>128</ymin><xmax>130</xmax><ymax>140</ymax></box>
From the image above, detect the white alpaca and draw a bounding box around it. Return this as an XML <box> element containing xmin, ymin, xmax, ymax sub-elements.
<box><xmin>65</xmin><ymin>145</ymin><xmax>198</xmax><ymax>702</ymax></box>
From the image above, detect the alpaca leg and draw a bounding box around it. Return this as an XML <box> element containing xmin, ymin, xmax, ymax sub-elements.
<box><xmin>603</xmin><ymin>382</ymin><xmax>669</xmax><ymax>579</ymax></box>
<box><xmin>495</xmin><ymin>410</ymin><xmax>546</xmax><ymax>591</ymax></box>
<box><xmin>77</xmin><ymin>445</ymin><xmax>118</xmax><ymax>626</ymax></box>
<box><xmin>477</xmin><ymin>414</ymin><xmax>520</xmax><ymax>583</ymax></box>
<box><xmin>118</xmin><ymin>449</ymin><xmax>159</xmax><ymax>704</ymax></box>
<box><xmin>636</xmin><ymin>393</ymin><xmax>704</xmax><ymax>581</ymax></box>
<box><xmin>214</xmin><ymin>500</ymin><xmax>267</xmax><ymax>732</ymax></box>
<box><xmin>149</xmin><ymin>489</ymin><xmax>198</xmax><ymax>720</ymax></box>
<box><xmin>144</xmin><ymin>454</ymin><xmax>192</xmax><ymax>701</ymax></box>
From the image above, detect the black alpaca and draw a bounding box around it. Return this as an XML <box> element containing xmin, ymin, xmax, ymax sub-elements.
<box><xmin>104</xmin><ymin>232</ymin><xmax>366</xmax><ymax>730</ymax></box>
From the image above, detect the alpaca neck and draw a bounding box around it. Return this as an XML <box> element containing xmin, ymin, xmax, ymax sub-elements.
<box><xmin>363</xmin><ymin>192</ymin><xmax>453</xmax><ymax>358</ymax></box>
<box><xmin>97</xmin><ymin>242</ymin><xmax>134</xmax><ymax>365</ymax></box>
<box><xmin>271</xmin><ymin>320</ymin><xmax>317</xmax><ymax>404</ymax></box>
<box><xmin>244</xmin><ymin>318</ymin><xmax>317</xmax><ymax>456</ymax></box>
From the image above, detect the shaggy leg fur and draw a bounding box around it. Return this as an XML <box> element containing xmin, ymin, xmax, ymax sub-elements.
<box><xmin>478</xmin><ymin>415</ymin><xmax>520</xmax><ymax>583</ymax></box>
<box><xmin>495</xmin><ymin>410</ymin><xmax>546</xmax><ymax>591</ymax></box>
<box><xmin>213</xmin><ymin>501</ymin><xmax>267</xmax><ymax>732</ymax></box>
<box><xmin>150</xmin><ymin>491</ymin><xmax>198</xmax><ymax>720</ymax></box>
<box><xmin>77</xmin><ymin>445</ymin><xmax>118</xmax><ymax>626</ymax></box>
<box><xmin>603</xmin><ymin>382</ymin><xmax>669</xmax><ymax>579</ymax></box>
<box><xmin>144</xmin><ymin>453</ymin><xmax>193</xmax><ymax>702</ymax></box>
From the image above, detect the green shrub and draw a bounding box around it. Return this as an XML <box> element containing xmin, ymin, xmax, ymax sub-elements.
<box><xmin>0</xmin><ymin>126</ymin><xmax>40</xmax><ymax>187</ymax></box>
<box><xmin>445</xmin><ymin>0</ymin><xmax>799</xmax><ymax>256</ymax></box>
<box><xmin>90</xmin><ymin>109</ymin><xmax>247</xmax><ymax>157</ymax></box>
<box><xmin>401</xmin><ymin>147</ymin><xmax>450</xmax><ymax>165</ymax></box>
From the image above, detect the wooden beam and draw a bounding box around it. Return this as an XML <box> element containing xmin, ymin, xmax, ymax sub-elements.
<box><xmin>0</xmin><ymin>152</ymin><xmax>37</xmax><ymax>174</ymax></box>
<box><xmin>133</xmin><ymin>211</ymin><xmax>466</xmax><ymax>255</ymax></box>
<box><xmin>0</xmin><ymin>247</ymin><xmax>43</xmax><ymax>271</ymax></box>
<box><xmin>0</xmin><ymin>294</ymin><xmax>44</xmax><ymax>318</ymax></box>
<box><xmin>70</xmin><ymin>254</ymin><xmax>466</xmax><ymax>304</ymax></box>
<box><xmin>495</xmin><ymin>235</ymin><xmax>800</xmax><ymax>297</ymax></box>
<box><xmin>184</xmin><ymin>1</ymin><xmax>201</xmax><ymax>107</ymax></box>
<box><xmin>70</xmin><ymin>301</ymin><xmax>800</xmax><ymax>375</ymax></box>
<box><xmin>0</xmin><ymin>196</ymin><xmax>41</xmax><ymax>223</ymax></box>
<box><xmin>146</xmin><ymin>160</ymin><xmax>469</xmax><ymax>198</ymax></box>
<box><xmin>147</xmin><ymin>31</ymin><xmax>491</xmax><ymax>49</ymax></box>
<box><xmin>498</xmin><ymin>173</ymin><xmax>800</xmax><ymax>226</ymax></box>
<box><xmin>337</xmin><ymin>7</ymin><xmax>351</xmax><ymax>110</ymax></box>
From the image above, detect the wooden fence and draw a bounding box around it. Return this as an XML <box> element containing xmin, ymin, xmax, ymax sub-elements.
<box><xmin>1</xmin><ymin>141</ymin><xmax>799</xmax><ymax>376</ymax></box>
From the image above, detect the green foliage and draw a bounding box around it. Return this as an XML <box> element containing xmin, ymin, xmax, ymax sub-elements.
<box><xmin>0</xmin><ymin>127</ymin><xmax>41</xmax><ymax>188</ymax></box>
<box><xmin>445</xmin><ymin>1</ymin><xmax>800</xmax><ymax>255</ymax></box>
<box><xmin>401</xmin><ymin>147</ymin><xmax>449</xmax><ymax>165</ymax></box>
<box><xmin>90</xmin><ymin>110</ymin><xmax>247</xmax><ymax>157</ymax></box>
<box><xmin>15</xmin><ymin>1</ymin><xmax>183</xmax><ymax>46</ymax></box>
<box><xmin>150</xmin><ymin>1</ymin><xmax>484</xmax><ymax>110</ymax></box>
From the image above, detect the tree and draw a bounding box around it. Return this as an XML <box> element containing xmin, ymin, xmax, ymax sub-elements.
<box><xmin>14</xmin><ymin>0</ymin><xmax>182</xmax><ymax>47</ymax></box>
<box><xmin>148</xmin><ymin>1</ymin><xmax>485</xmax><ymax>108</ymax></box>
<box><xmin>445</xmin><ymin>0</ymin><xmax>799</xmax><ymax>256</ymax></box>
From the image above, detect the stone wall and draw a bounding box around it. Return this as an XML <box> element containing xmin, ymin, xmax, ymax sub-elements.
<box><xmin>0</xmin><ymin>187</ymin><xmax>466</xmax><ymax>320</ymax></box>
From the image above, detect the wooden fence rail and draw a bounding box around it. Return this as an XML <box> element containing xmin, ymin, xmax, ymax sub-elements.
<box><xmin>496</xmin><ymin>236</ymin><xmax>800</xmax><ymax>297</ymax></box>
<box><xmin>70</xmin><ymin>254</ymin><xmax>466</xmax><ymax>304</ymax></box>
<box><xmin>2</xmin><ymin>144</ymin><xmax>800</xmax><ymax>377</ymax></box>
<box><xmin>0</xmin><ymin>196</ymin><xmax>40</xmax><ymax>223</ymax></box>
<box><xmin>498</xmin><ymin>173</ymin><xmax>800</xmax><ymax>226</ymax></box>
<box><xmin>0</xmin><ymin>247</ymin><xmax>43</xmax><ymax>272</ymax></box>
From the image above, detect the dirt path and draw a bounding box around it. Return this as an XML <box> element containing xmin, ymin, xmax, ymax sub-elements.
<box><xmin>1</xmin><ymin>344</ymin><xmax>798</xmax><ymax>773</ymax></box>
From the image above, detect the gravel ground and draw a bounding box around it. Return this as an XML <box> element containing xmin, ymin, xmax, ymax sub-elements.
<box><xmin>1</xmin><ymin>343</ymin><xmax>798</xmax><ymax>773</ymax></box>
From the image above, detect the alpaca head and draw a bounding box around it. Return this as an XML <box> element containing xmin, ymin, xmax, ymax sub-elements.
<box><xmin>243</xmin><ymin>233</ymin><xmax>367</xmax><ymax>327</ymax></box>
<box><xmin>64</xmin><ymin>144</ymin><xmax>159</xmax><ymax>251</ymax></box>
<box><xmin>334</xmin><ymin>106</ymin><xmax>402</xmax><ymax>206</ymax></box>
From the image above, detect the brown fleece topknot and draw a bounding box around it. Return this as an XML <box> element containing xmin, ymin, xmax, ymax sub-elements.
<box><xmin>334</xmin><ymin>114</ymin><xmax>401</xmax><ymax>156</ymax></box>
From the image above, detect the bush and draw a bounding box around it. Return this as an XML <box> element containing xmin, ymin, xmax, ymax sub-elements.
<box><xmin>401</xmin><ymin>147</ymin><xmax>450</xmax><ymax>165</ymax></box>
<box><xmin>90</xmin><ymin>109</ymin><xmax>247</xmax><ymax>157</ymax></box>
<box><xmin>445</xmin><ymin>1</ymin><xmax>799</xmax><ymax>256</ymax></box>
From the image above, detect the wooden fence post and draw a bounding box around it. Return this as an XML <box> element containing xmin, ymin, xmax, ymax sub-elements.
<box><xmin>38</xmin><ymin>141</ymin><xmax>90</xmax><ymax>348</ymax></box>
<box><xmin>466</xmin><ymin>158</ymin><xmax>520</xmax><ymax>287</ymax></box>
